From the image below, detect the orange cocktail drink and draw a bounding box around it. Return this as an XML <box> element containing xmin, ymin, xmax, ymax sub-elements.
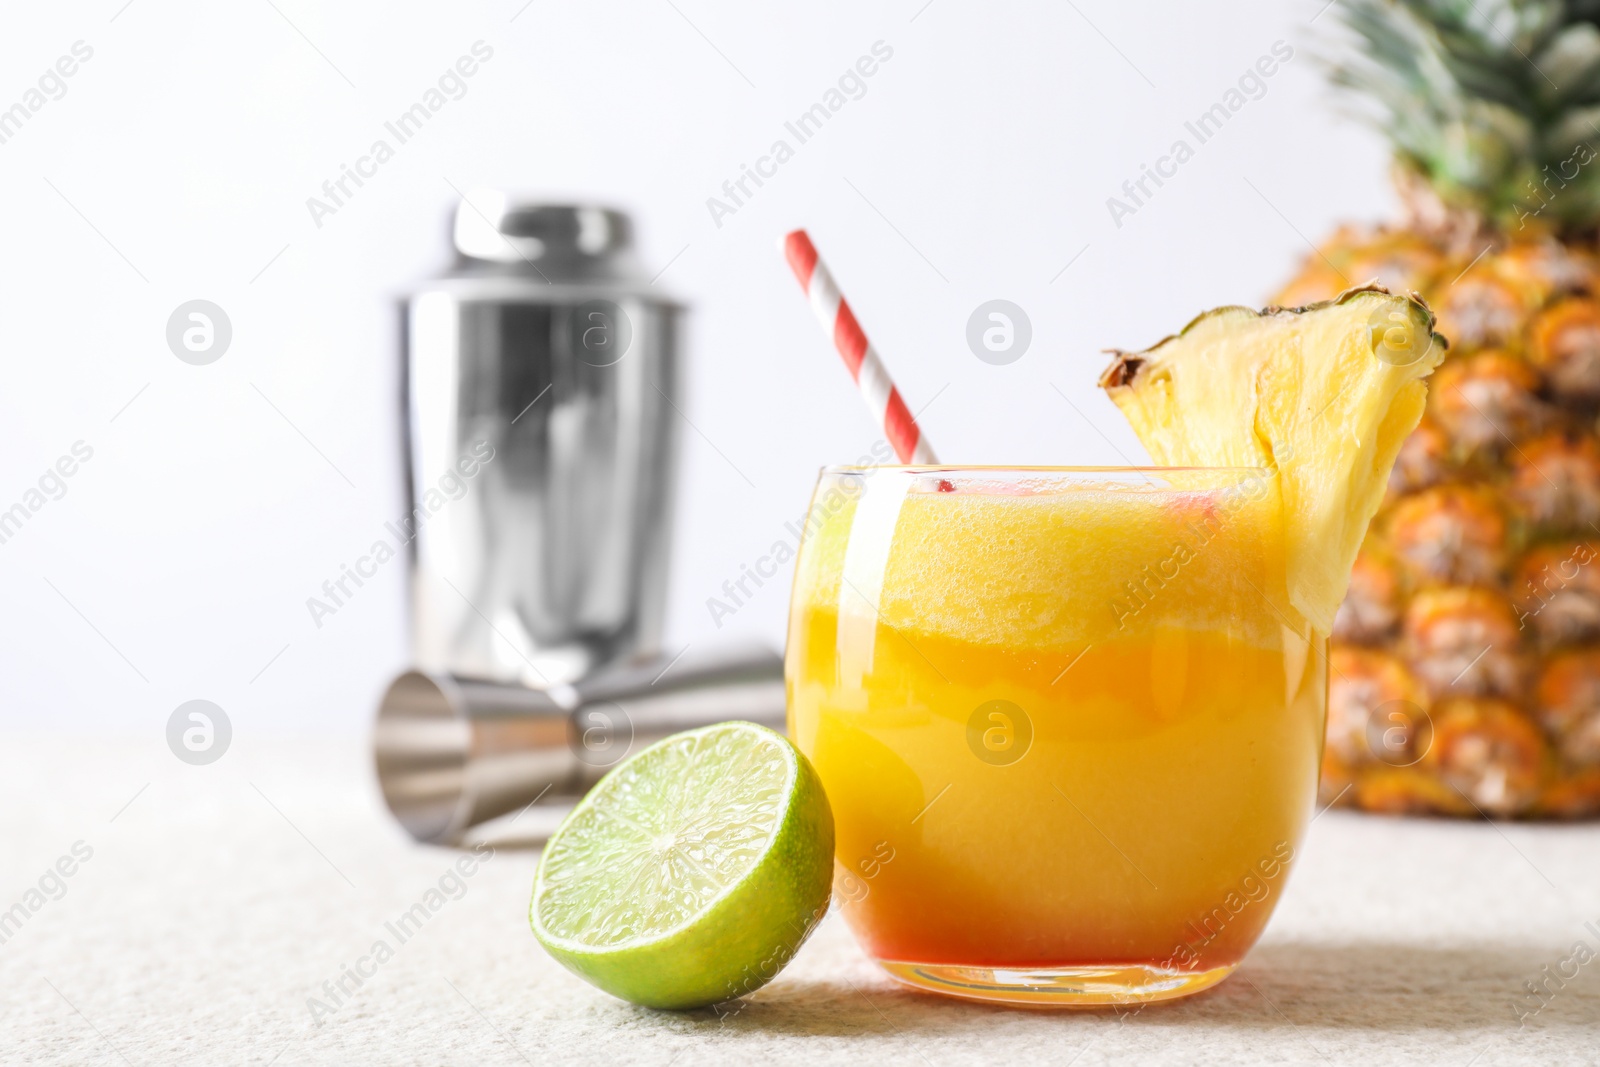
<box><xmin>785</xmin><ymin>466</ymin><xmax>1326</xmax><ymax>1006</ymax></box>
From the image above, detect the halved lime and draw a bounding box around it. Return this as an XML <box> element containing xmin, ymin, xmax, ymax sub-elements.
<box><xmin>530</xmin><ymin>721</ymin><xmax>834</xmax><ymax>1010</ymax></box>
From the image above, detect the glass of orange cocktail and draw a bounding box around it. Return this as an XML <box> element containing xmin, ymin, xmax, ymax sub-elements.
<box><xmin>785</xmin><ymin>464</ymin><xmax>1326</xmax><ymax>1007</ymax></box>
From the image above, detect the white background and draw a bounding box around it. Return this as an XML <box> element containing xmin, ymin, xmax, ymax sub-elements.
<box><xmin>0</xmin><ymin>0</ymin><xmax>1390</xmax><ymax>737</ymax></box>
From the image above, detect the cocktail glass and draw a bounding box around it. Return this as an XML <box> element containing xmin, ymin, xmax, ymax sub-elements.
<box><xmin>785</xmin><ymin>466</ymin><xmax>1326</xmax><ymax>1007</ymax></box>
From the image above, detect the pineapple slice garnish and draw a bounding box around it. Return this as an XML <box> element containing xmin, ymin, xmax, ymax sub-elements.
<box><xmin>1099</xmin><ymin>284</ymin><xmax>1445</xmax><ymax>635</ymax></box>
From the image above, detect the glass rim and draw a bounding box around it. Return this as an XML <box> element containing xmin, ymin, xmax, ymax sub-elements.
<box><xmin>819</xmin><ymin>464</ymin><xmax>1274</xmax><ymax>475</ymax></box>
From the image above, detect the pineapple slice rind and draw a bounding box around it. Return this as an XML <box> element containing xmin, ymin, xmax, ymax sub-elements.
<box><xmin>1100</xmin><ymin>284</ymin><xmax>1446</xmax><ymax>635</ymax></box>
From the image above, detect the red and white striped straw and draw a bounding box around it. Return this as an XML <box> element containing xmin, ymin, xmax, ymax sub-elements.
<box><xmin>783</xmin><ymin>229</ymin><xmax>938</xmax><ymax>464</ymax></box>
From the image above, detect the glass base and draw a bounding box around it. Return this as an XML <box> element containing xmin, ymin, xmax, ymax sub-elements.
<box><xmin>877</xmin><ymin>960</ymin><xmax>1239</xmax><ymax>1008</ymax></box>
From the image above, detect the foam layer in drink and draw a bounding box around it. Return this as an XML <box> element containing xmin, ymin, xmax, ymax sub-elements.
<box><xmin>792</xmin><ymin>469</ymin><xmax>1293</xmax><ymax>651</ymax></box>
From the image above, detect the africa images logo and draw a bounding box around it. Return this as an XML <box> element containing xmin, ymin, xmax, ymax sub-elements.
<box><xmin>305</xmin><ymin>440</ymin><xmax>494</xmax><ymax>628</ymax></box>
<box><xmin>304</xmin><ymin>41</ymin><xmax>495</xmax><ymax>228</ymax></box>
<box><xmin>704</xmin><ymin>41</ymin><xmax>894</xmax><ymax>228</ymax></box>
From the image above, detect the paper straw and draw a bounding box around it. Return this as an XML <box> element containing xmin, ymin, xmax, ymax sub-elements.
<box><xmin>783</xmin><ymin>229</ymin><xmax>939</xmax><ymax>464</ymax></box>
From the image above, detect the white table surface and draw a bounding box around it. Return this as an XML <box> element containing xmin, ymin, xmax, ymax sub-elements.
<box><xmin>4</xmin><ymin>737</ymin><xmax>1598</xmax><ymax>1066</ymax></box>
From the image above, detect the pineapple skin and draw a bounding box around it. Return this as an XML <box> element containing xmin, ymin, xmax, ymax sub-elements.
<box><xmin>1279</xmin><ymin>229</ymin><xmax>1600</xmax><ymax>818</ymax></box>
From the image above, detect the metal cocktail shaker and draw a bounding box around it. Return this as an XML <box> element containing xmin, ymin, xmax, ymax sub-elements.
<box><xmin>401</xmin><ymin>193</ymin><xmax>680</xmax><ymax>687</ymax></box>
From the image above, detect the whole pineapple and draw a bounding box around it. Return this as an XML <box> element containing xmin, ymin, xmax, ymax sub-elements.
<box><xmin>1286</xmin><ymin>0</ymin><xmax>1600</xmax><ymax>817</ymax></box>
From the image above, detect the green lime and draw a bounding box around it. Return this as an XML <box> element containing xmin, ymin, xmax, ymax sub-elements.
<box><xmin>530</xmin><ymin>721</ymin><xmax>834</xmax><ymax>1010</ymax></box>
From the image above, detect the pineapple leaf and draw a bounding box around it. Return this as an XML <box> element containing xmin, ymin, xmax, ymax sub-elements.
<box><xmin>1331</xmin><ymin>0</ymin><xmax>1600</xmax><ymax>228</ymax></box>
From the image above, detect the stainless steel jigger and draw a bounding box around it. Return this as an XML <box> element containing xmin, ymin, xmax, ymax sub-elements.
<box><xmin>374</xmin><ymin>646</ymin><xmax>786</xmax><ymax>845</ymax></box>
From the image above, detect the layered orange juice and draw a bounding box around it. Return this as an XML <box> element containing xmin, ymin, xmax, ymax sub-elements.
<box><xmin>785</xmin><ymin>466</ymin><xmax>1326</xmax><ymax>1005</ymax></box>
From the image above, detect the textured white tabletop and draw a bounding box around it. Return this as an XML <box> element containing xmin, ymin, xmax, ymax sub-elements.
<box><xmin>4</xmin><ymin>737</ymin><xmax>1598</xmax><ymax>1066</ymax></box>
